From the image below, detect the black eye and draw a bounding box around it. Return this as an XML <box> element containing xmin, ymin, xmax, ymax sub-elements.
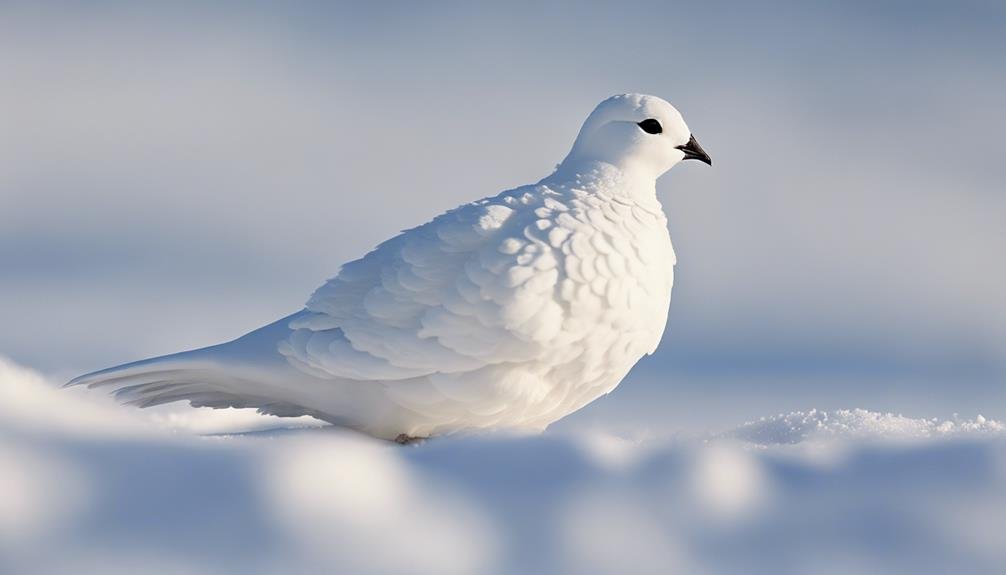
<box><xmin>637</xmin><ymin>118</ymin><xmax>662</xmax><ymax>134</ymax></box>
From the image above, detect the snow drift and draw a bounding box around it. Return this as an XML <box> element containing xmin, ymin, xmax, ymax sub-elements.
<box><xmin>1</xmin><ymin>356</ymin><xmax>1004</xmax><ymax>575</ymax></box>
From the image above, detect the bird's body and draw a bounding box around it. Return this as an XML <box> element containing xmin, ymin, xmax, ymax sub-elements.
<box><xmin>70</xmin><ymin>93</ymin><xmax>710</xmax><ymax>440</ymax></box>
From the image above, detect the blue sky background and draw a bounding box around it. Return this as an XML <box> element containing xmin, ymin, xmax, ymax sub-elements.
<box><xmin>2</xmin><ymin>1</ymin><xmax>1003</xmax><ymax>430</ymax></box>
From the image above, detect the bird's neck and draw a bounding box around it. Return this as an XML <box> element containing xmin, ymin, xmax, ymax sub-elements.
<box><xmin>544</xmin><ymin>159</ymin><xmax>659</xmax><ymax>205</ymax></box>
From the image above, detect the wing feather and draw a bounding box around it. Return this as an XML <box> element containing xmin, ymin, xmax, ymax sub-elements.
<box><xmin>280</xmin><ymin>190</ymin><xmax>561</xmax><ymax>381</ymax></box>
<box><xmin>279</xmin><ymin>182</ymin><xmax>673</xmax><ymax>396</ymax></box>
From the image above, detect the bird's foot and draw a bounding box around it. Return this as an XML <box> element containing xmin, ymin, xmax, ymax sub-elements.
<box><xmin>394</xmin><ymin>433</ymin><xmax>425</xmax><ymax>446</ymax></box>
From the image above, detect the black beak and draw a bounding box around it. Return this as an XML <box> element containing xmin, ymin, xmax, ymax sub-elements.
<box><xmin>676</xmin><ymin>134</ymin><xmax>712</xmax><ymax>165</ymax></box>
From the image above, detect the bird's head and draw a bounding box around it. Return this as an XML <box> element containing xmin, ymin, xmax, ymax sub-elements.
<box><xmin>559</xmin><ymin>93</ymin><xmax>711</xmax><ymax>181</ymax></box>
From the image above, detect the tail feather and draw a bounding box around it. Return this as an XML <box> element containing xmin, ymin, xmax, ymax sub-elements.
<box><xmin>66</xmin><ymin>313</ymin><xmax>335</xmax><ymax>422</ymax></box>
<box><xmin>66</xmin><ymin>353</ymin><xmax>217</xmax><ymax>388</ymax></box>
<box><xmin>67</xmin><ymin>349</ymin><xmax>293</xmax><ymax>414</ymax></box>
<box><xmin>114</xmin><ymin>381</ymin><xmax>214</xmax><ymax>406</ymax></box>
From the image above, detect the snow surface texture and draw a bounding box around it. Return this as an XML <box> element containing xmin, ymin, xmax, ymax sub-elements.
<box><xmin>3</xmin><ymin>355</ymin><xmax>1006</xmax><ymax>575</ymax></box>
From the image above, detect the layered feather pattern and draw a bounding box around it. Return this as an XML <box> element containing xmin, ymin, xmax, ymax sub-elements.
<box><xmin>278</xmin><ymin>165</ymin><xmax>675</xmax><ymax>435</ymax></box>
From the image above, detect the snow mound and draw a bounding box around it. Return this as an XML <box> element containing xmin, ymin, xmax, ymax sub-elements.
<box><xmin>3</xmin><ymin>356</ymin><xmax>1006</xmax><ymax>574</ymax></box>
<box><xmin>728</xmin><ymin>408</ymin><xmax>1004</xmax><ymax>445</ymax></box>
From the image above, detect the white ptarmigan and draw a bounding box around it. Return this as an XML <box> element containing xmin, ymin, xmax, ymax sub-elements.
<box><xmin>69</xmin><ymin>94</ymin><xmax>711</xmax><ymax>442</ymax></box>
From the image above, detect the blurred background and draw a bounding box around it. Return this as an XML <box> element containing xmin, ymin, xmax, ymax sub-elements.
<box><xmin>4</xmin><ymin>3</ymin><xmax>1006</xmax><ymax>574</ymax></box>
<box><xmin>2</xmin><ymin>0</ymin><xmax>1004</xmax><ymax>433</ymax></box>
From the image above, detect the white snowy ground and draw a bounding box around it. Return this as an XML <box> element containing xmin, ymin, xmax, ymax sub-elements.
<box><xmin>2</xmin><ymin>355</ymin><xmax>1005</xmax><ymax>575</ymax></box>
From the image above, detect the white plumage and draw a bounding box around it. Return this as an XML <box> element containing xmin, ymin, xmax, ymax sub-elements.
<box><xmin>69</xmin><ymin>93</ymin><xmax>711</xmax><ymax>440</ymax></box>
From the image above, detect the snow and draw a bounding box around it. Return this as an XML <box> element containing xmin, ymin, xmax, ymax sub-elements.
<box><xmin>728</xmin><ymin>408</ymin><xmax>1004</xmax><ymax>445</ymax></box>
<box><xmin>2</xmin><ymin>355</ymin><xmax>1005</xmax><ymax>574</ymax></box>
